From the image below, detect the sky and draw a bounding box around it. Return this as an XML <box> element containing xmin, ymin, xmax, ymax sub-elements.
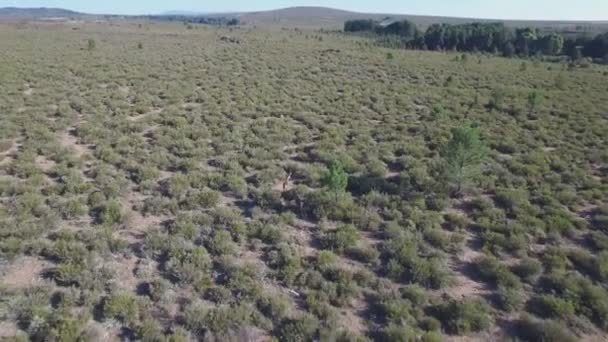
<box><xmin>2</xmin><ymin>0</ymin><xmax>607</xmax><ymax>21</ymax></box>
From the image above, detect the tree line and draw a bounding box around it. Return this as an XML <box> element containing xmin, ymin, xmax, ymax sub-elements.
<box><xmin>142</xmin><ymin>15</ymin><xmax>240</xmax><ymax>26</ymax></box>
<box><xmin>344</xmin><ymin>19</ymin><xmax>608</xmax><ymax>61</ymax></box>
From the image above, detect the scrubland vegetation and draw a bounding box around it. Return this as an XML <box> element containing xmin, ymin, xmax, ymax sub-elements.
<box><xmin>0</xmin><ymin>19</ymin><xmax>607</xmax><ymax>341</ymax></box>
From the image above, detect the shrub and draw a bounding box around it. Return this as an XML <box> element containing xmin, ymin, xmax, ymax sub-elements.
<box><xmin>380</xmin><ymin>323</ymin><xmax>419</xmax><ymax>342</ymax></box>
<box><xmin>182</xmin><ymin>188</ymin><xmax>220</xmax><ymax>209</ymax></box>
<box><xmin>103</xmin><ymin>293</ymin><xmax>141</xmax><ymax>324</ymax></box>
<box><xmin>475</xmin><ymin>256</ymin><xmax>521</xmax><ymax>289</ymax></box>
<box><xmin>48</xmin><ymin>312</ymin><xmax>88</xmax><ymax>342</ymax></box>
<box><xmin>488</xmin><ymin>88</ymin><xmax>506</xmax><ymax>111</ymax></box>
<box><xmin>443</xmin><ymin>212</ymin><xmax>468</xmax><ymax>231</ymax></box>
<box><xmin>56</xmin><ymin>197</ymin><xmax>88</xmax><ymax>219</ymax></box>
<box><xmin>166</xmin><ymin>244</ymin><xmax>212</xmax><ymax>286</ymax></box>
<box><xmin>167</xmin><ymin>173</ymin><xmax>190</xmax><ymax>199</ymax></box>
<box><xmin>433</xmin><ymin>299</ymin><xmax>492</xmax><ymax>334</ymax></box>
<box><xmin>87</xmin><ymin>38</ymin><xmax>96</xmax><ymax>51</ymax></box>
<box><xmin>515</xmin><ymin>315</ymin><xmax>576</xmax><ymax>342</ymax></box>
<box><xmin>100</xmin><ymin>199</ymin><xmax>126</xmax><ymax>226</ymax></box>
<box><xmin>347</xmin><ymin>245</ymin><xmax>380</xmax><ymax>265</ymax></box>
<box><xmin>591</xmin><ymin>206</ymin><xmax>608</xmax><ymax>231</ymax></box>
<box><xmin>511</xmin><ymin>257</ymin><xmax>542</xmax><ymax>283</ymax></box>
<box><xmin>494</xmin><ymin>188</ymin><xmax>533</xmax><ymax>217</ymax></box>
<box><xmin>322</xmin><ymin>224</ymin><xmax>360</xmax><ymax>253</ymax></box>
<box><xmin>497</xmin><ymin>286</ymin><xmax>524</xmax><ymax>312</ymax></box>
<box><xmin>528</xmin><ymin>294</ymin><xmax>575</xmax><ymax>319</ymax></box>
<box><xmin>423</xmin><ymin>229</ymin><xmax>451</xmax><ymax>251</ymax></box>
<box><xmin>145</xmin><ymin>278</ymin><xmax>170</xmax><ymax>302</ymax></box>
<box><xmin>208</xmin><ymin>229</ymin><xmax>236</xmax><ymax>256</ymax></box>
<box><xmin>277</xmin><ymin>315</ymin><xmax>319</xmax><ymax>342</ymax></box>
<box><xmin>184</xmin><ymin>302</ymin><xmax>256</xmax><ymax>338</ymax></box>
<box><xmin>257</xmin><ymin>294</ymin><xmax>290</xmax><ymax>322</ymax></box>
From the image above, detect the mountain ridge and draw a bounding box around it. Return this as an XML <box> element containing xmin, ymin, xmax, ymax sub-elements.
<box><xmin>1</xmin><ymin>6</ymin><xmax>607</xmax><ymax>31</ymax></box>
<box><xmin>0</xmin><ymin>7</ymin><xmax>84</xmax><ymax>18</ymax></box>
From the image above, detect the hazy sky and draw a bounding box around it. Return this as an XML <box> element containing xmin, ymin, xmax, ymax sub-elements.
<box><xmin>2</xmin><ymin>0</ymin><xmax>607</xmax><ymax>20</ymax></box>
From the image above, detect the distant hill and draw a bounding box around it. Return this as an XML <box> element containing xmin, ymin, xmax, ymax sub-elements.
<box><xmin>161</xmin><ymin>11</ymin><xmax>207</xmax><ymax>16</ymax></box>
<box><xmin>0</xmin><ymin>7</ymin><xmax>85</xmax><ymax>18</ymax></box>
<box><xmin>238</xmin><ymin>6</ymin><xmax>608</xmax><ymax>33</ymax></box>
<box><xmin>237</xmin><ymin>6</ymin><xmax>386</xmax><ymax>29</ymax></box>
<box><xmin>1</xmin><ymin>6</ymin><xmax>607</xmax><ymax>34</ymax></box>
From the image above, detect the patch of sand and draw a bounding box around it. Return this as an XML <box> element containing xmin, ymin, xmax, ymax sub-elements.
<box><xmin>0</xmin><ymin>321</ymin><xmax>18</xmax><ymax>338</ymax></box>
<box><xmin>59</xmin><ymin>129</ymin><xmax>91</xmax><ymax>158</ymax></box>
<box><xmin>0</xmin><ymin>256</ymin><xmax>48</xmax><ymax>289</ymax></box>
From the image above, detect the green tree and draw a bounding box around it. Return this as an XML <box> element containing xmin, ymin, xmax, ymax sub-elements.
<box><xmin>538</xmin><ymin>33</ymin><xmax>564</xmax><ymax>55</ymax></box>
<box><xmin>527</xmin><ymin>91</ymin><xmax>543</xmax><ymax>116</ymax></box>
<box><xmin>444</xmin><ymin>125</ymin><xmax>486</xmax><ymax>195</ymax></box>
<box><xmin>322</xmin><ymin>160</ymin><xmax>348</xmax><ymax>201</ymax></box>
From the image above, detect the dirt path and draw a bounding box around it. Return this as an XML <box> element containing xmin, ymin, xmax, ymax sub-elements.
<box><xmin>58</xmin><ymin>128</ymin><xmax>91</xmax><ymax>158</ymax></box>
<box><xmin>442</xmin><ymin>229</ymin><xmax>489</xmax><ymax>299</ymax></box>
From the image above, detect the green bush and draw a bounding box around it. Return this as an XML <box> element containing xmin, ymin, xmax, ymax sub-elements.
<box><xmin>87</xmin><ymin>38</ymin><xmax>96</xmax><ymax>50</ymax></box>
<box><xmin>277</xmin><ymin>315</ymin><xmax>319</xmax><ymax>342</ymax></box>
<box><xmin>433</xmin><ymin>299</ymin><xmax>492</xmax><ymax>334</ymax></box>
<box><xmin>166</xmin><ymin>244</ymin><xmax>212</xmax><ymax>286</ymax></box>
<box><xmin>497</xmin><ymin>286</ymin><xmax>524</xmax><ymax>312</ymax></box>
<box><xmin>257</xmin><ymin>294</ymin><xmax>290</xmax><ymax>322</ymax></box>
<box><xmin>103</xmin><ymin>293</ymin><xmax>142</xmax><ymax>324</ymax></box>
<box><xmin>100</xmin><ymin>199</ymin><xmax>126</xmax><ymax>226</ymax></box>
<box><xmin>145</xmin><ymin>278</ymin><xmax>170</xmax><ymax>302</ymax></box>
<box><xmin>380</xmin><ymin>323</ymin><xmax>419</xmax><ymax>342</ymax></box>
<box><xmin>322</xmin><ymin>224</ymin><xmax>360</xmax><ymax>253</ymax></box>
<box><xmin>515</xmin><ymin>315</ymin><xmax>576</xmax><ymax>342</ymax></box>
<box><xmin>475</xmin><ymin>256</ymin><xmax>521</xmax><ymax>289</ymax></box>
<box><xmin>528</xmin><ymin>294</ymin><xmax>575</xmax><ymax>319</ymax></box>
<box><xmin>208</xmin><ymin>229</ymin><xmax>236</xmax><ymax>256</ymax></box>
<box><xmin>48</xmin><ymin>311</ymin><xmax>88</xmax><ymax>342</ymax></box>
<box><xmin>511</xmin><ymin>257</ymin><xmax>542</xmax><ymax>282</ymax></box>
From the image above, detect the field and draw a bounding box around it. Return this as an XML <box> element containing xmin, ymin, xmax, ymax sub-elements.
<box><xmin>0</xmin><ymin>19</ymin><xmax>608</xmax><ymax>341</ymax></box>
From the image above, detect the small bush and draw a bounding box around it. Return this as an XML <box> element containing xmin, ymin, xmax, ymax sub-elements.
<box><xmin>277</xmin><ymin>315</ymin><xmax>319</xmax><ymax>342</ymax></box>
<box><xmin>475</xmin><ymin>256</ymin><xmax>521</xmax><ymax>288</ymax></box>
<box><xmin>515</xmin><ymin>315</ymin><xmax>576</xmax><ymax>342</ymax></box>
<box><xmin>511</xmin><ymin>257</ymin><xmax>542</xmax><ymax>282</ymax></box>
<box><xmin>208</xmin><ymin>230</ymin><xmax>236</xmax><ymax>256</ymax></box>
<box><xmin>528</xmin><ymin>294</ymin><xmax>575</xmax><ymax>319</ymax></box>
<box><xmin>103</xmin><ymin>293</ymin><xmax>141</xmax><ymax>324</ymax></box>
<box><xmin>433</xmin><ymin>299</ymin><xmax>492</xmax><ymax>334</ymax></box>
<box><xmin>322</xmin><ymin>224</ymin><xmax>360</xmax><ymax>253</ymax></box>
<box><xmin>100</xmin><ymin>199</ymin><xmax>126</xmax><ymax>226</ymax></box>
<box><xmin>497</xmin><ymin>286</ymin><xmax>524</xmax><ymax>312</ymax></box>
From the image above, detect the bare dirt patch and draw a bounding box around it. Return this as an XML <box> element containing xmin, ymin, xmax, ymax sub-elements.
<box><xmin>0</xmin><ymin>321</ymin><xmax>18</xmax><ymax>338</ymax></box>
<box><xmin>109</xmin><ymin>256</ymin><xmax>141</xmax><ymax>292</ymax></box>
<box><xmin>0</xmin><ymin>256</ymin><xmax>48</xmax><ymax>289</ymax></box>
<box><xmin>272</xmin><ymin>178</ymin><xmax>294</xmax><ymax>192</ymax></box>
<box><xmin>84</xmin><ymin>320</ymin><xmax>121</xmax><ymax>342</ymax></box>
<box><xmin>116</xmin><ymin>192</ymin><xmax>166</xmax><ymax>244</ymax></box>
<box><xmin>442</xmin><ymin>230</ymin><xmax>489</xmax><ymax>299</ymax></box>
<box><xmin>128</xmin><ymin>108</ymin><xmax>162</xmax><ymax>122</ymax></box>
<box><xmin>35</xmin><ymin>155</ymin><xmax>56</xmax><ymax>173</ymax></box>
<box><xmin>58</xmin><ymin>129</ymin><xmax>91</xmax><ymax>158</ymax></box>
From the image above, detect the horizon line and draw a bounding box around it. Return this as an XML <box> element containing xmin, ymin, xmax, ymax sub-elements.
<box><xmin>2</xmin><ymin>5</ymin><xmax>607</xmax><ymax>23</ymax></box>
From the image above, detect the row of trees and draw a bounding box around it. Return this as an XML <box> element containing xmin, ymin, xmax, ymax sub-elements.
<box><xmin>143</xmin><ymin>15</ymin><xmax>240</xmax><ymax>26</ymax></box>
<box><xmin>344</xmin><ymin>19</ymin><xmax>608</xmax><ymax>61</ymax></box>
